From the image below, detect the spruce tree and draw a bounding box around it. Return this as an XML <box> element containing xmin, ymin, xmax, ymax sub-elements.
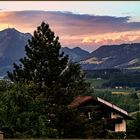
<box><xmin>8</xmin><ymin>22</ymin><xmax>68</xmax><ymax>89</ymax></box>
<box><xmin>7</xmin><ymin>21</ymin><xmax>92</xmax><ymax>138</ymax></box>
<box><xmin>7</xmin><ymin>21</ymin><xmax>91</xmax><ymax>99</ymax></box>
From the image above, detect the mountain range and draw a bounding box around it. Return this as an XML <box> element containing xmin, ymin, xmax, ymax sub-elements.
<box><xmin>80</xmin><ymin>43</ymin><xmax>140</xmax><ymax>70</ymax></box>
<box><xmin>0</xmin><ymin>28</ymin><xmax>89</xmax><ymax>76</ymax></box>
<box><xmin>0</xmin><ymin>28</ymin><xmax>140</xmax><ymax>76</ymax></box>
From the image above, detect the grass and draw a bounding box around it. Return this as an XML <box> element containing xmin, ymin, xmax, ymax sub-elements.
<box><xmin>95</xmin><ymin>88</ymin><xmax>134</xmax><ymax>95</ymax></box>
<box><xmin>127</xmin><ymin>66</ymin><xmax>140</xmax><ymax>70</ymax></box>
<box><xmin>87</xmin><ymin>78</ymin><xmax>108</xmax><ymax>88</ymax></box>
<box><xmin>87</xmin><ymin>78</ymin><xmax>135</xmax><ymax>95</ymax></box>
<box><xmin>112</xmin><ymin>91</ymin><xmax>129</xmax><ymax>94</ymax></box>
<box><xmin>106</xmin><ymin>88</ymin><xmax>134</xmax><ymax>94</ymax></box>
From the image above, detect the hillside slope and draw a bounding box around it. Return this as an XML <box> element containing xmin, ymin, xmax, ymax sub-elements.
<box><xmin>81</xmin><ymin>43</ymin><xmax>140</xmax><ymax>69</ymax></box>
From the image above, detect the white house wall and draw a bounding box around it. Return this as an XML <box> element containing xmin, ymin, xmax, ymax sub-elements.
<box><xmin>111</xmin><ymin>112</ymin><xmax>126</xmax><ymax>132</ymax></box>
<box><xmin>115</xmin><ymin>119</ymin><xmax>126</xmax><ymax>132</ymax></box>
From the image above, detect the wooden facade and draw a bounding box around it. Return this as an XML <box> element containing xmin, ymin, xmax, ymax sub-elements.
<box><xmin>69</xmin><ymin>95</ymin><xmax>133</xmax><ymax>132</ymax></box>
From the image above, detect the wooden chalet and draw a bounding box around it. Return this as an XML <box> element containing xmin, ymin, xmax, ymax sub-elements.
<box><xmin>68</xmin><ymin>95</ymin><xmax>133</xmax><ymax>132</ymax></box>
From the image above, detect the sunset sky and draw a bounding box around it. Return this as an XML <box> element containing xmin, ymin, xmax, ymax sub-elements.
<box><xmin>0</xmin><ymin>1</ymin><xmax>140</xmax><ymax>51</ymax></box>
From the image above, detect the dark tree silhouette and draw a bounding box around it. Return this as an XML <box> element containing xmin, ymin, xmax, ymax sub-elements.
<box><xmin>6</xmin><ymin>21</ymin><xmax>92</xmax><ymax>138</ymax></box>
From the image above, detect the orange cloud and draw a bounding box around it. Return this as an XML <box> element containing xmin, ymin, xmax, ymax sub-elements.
<box><xmin>81</xmin><ymin>30</ymin><xmax>140</xmax><ymax>47</ymax></box>
<box><xmin>82</xmin><ymin>37</ymin><xmax>92</xmax><ymax>43</ymax></box>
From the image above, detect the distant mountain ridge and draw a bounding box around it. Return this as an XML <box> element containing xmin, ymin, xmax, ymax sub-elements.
<box><xmin>0</xmin><ymin>28</ymin><xmax>32</xmax><ymax>76</ymax></box>
<box><xmin>61</xmin><ymin>47</ymin><xmax>89</xmax><ymax>62</ymax></box>
<box><xmin>0</xmin><ymin>28</ymin><xmax>89</xmax><ymax>76</ymax></box>
<box><xmin>0</xmin><ymin>28</ymin><xmax>31</xmax><ymax>59</ymax></box>
<box><xmin>81</xmin><ymin>43</ymin><xmax>140</xmax><ymax>70</ymax></box>
<box><xmin>0</xmin><ymin>28</ymin><xmax>140</xmax><ymax>76</ymax></box>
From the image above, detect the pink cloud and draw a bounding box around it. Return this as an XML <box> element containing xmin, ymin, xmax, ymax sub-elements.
<box><xmin>0</xmin><ymin>11</ymin><xmax>140</xmax><ymax>51</ymax></box>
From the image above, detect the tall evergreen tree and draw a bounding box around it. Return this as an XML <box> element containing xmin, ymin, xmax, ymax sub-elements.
<box><xmin>7</xmin><ymin>21</ymin><xmax>92</xmax><ymax>138</ymax></box>
<box><xmin>7</xmin><ymin>21</ymin><xmax>91</xmax><ymax>99</ymax></box>
<box><xmin>8</xmin><ymin>22</ymin><xmax>68</xmax><ymax>89</ymax></box>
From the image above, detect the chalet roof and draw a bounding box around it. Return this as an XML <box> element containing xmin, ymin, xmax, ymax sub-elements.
<box><xmin>69</xmin><ymin>95</ymin><xmax>133</xmax><ymax>120</ymax></box>
<box><xmin>68</xmin><ymin>95</ymin><xmax>93</xmax><ymax>109</ymax></box>
<box><xmin>96</xmin><ymin>97</ymin><xmax>133</xmax><ymax>119</ymax></box>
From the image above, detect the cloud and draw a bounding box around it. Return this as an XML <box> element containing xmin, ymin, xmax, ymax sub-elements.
<box><xmin>1</xmin><ymin>11</ymin><xmax>140</xmax><ymax>34</ymax></box>
<box><xmin>82</xmin><ymin>37</ymin><xmax>92</xmax><ymax>43</ymax></box>
<box><xmin>82</xmin><ymin>30</ymin><xmax>140</xmax><ymax>46</ymax></box>
<box><xmin>0</xmin><ymin>10</ymin><xmax>140</xmax><ymax>51</ymax></box>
